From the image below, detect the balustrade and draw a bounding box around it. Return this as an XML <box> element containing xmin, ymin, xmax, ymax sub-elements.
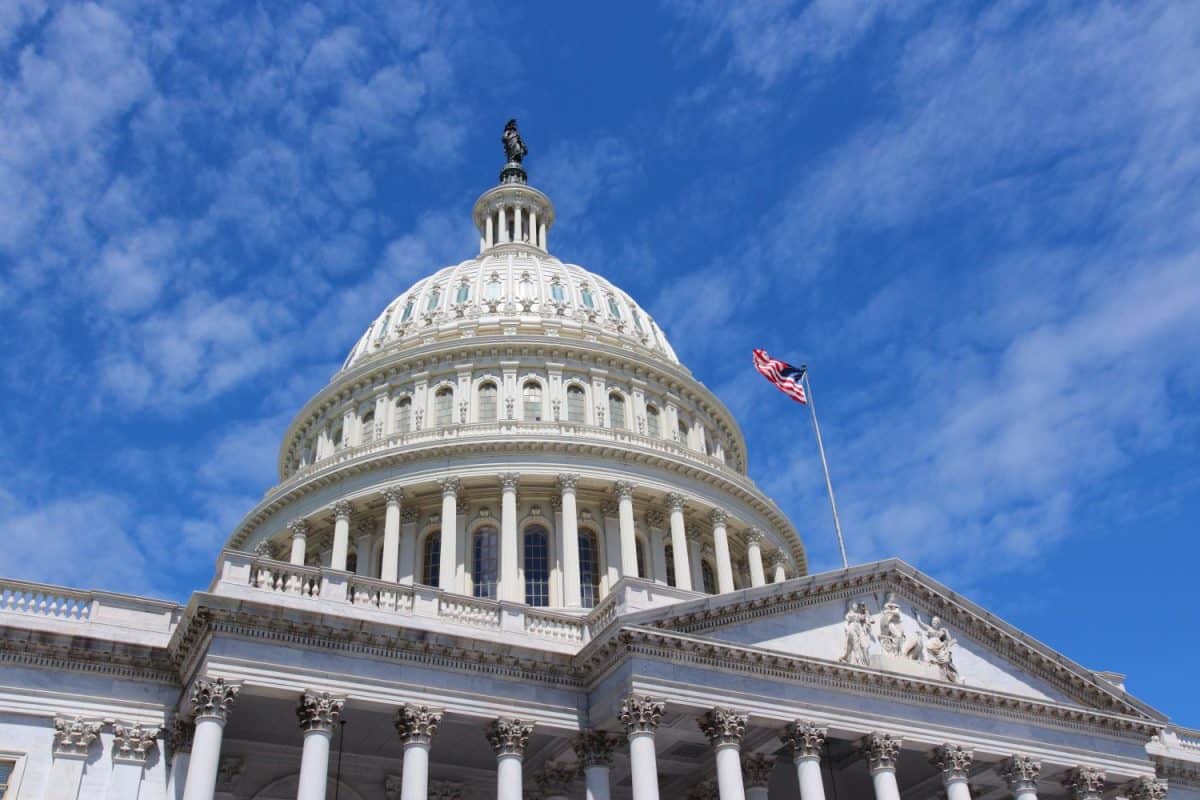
<box><xmin>252</xmin><ymin>559</ymin><xmax>321</xmax><ymax>598</ymax></box>
<box><xmin>0</xmin><ymin>580</ymin><xmax>93</xmax><ymax>620</ymax></box>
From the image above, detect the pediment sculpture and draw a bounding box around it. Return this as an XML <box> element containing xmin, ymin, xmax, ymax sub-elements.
<box><xmin>839</xmin><ymin>592</ymin><xmax>960</xmax><ymax>683</ymax></box>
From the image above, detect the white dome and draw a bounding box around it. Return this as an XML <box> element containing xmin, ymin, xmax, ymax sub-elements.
<box><xmin>342</xmin><ymin>252</ymin><xmax>680</xmax><ymax>372</ymax></box>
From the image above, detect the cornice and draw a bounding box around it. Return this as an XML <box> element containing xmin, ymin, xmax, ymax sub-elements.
<box><xmin>0</xmin><ymin>624</ymin><xmax>176</xmax><ymax>684</ymax></box>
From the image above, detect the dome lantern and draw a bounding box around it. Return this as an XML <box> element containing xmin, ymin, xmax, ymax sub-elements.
<box><xmin>472</xmin><ymin>119</ymin><xmax>555</xmax><ymax>254</ymax></box>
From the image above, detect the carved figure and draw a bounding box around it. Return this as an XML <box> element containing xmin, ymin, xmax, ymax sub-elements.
<box><xmin>916</xmin><ymin>615</ymin><xmax>959</xmax><ymax>683</ymax></box>
<box><xmin>876</xmin><ymin>592</ymin><xmax>917</xmax><ymax>659</ymax></box>
<box><xmin>839</xmin><ymin>601</ymin><xmax>872</xmax><ymax>666</ymax></box>
<box><xmin>502</xmin><ymin>119</ymin><xmax>527</xmax><ymax>164</ymax></box>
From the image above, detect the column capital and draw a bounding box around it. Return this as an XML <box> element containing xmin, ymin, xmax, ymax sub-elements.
<box><xmin>253</xmin><ymin>538</ymin><xmax>279</xmax><ymax>559</ymax></box>
<box><xmin>190</xmin><ymin>676</ymin><xmax>240</xmax><ymax>723</ymax></box>
<box><xmin>537</xmin><ymin>763</ymin><xmax>577</xmax><ymax>796</ymax></box>
<box><xmin>574</xmin><ymin>729</ymin><xmax>619</xmax><ymax>767</ymax></box>
<box><xmin>697</xmin><ymin>706</ymin><xmax>747</xmax><ymax>748</ymax></box>
<box><xmin>745</xmin><ymin>528</ymin><xmax>764</xmax><ymax>546</ymax></box>
<box><xmin>355</xmin><ymin>519</ymin><xmax>376</xmax><ymax>539</ymax></box>
<box><xmin>440</xmin><ymin>476</ymin><xmax>462</xmax><ymax>497</ymax></box>
<box><xmin>287</xmin><ymin>518</ymin><xmax>310</xmax><ymax>539</ymax></box>
<box><xmin>112</xmin><ymin>721</ymin><xmax>164</xmax><ymax>763</ymax></box>
<box><xmin>401</xmin><ymin>506</ymin><xmax>421</xmax><ymax>524</ymax></box>
<box><xmin>382</xmin><ymin>486</ymin><xmax>404</xmax><ymax>506</ymax></box>
<box><xmin>862</xmin><ymin>732</ymin><xmax>903</xmax><ymax>774</ymax></box>
<box><xmin>499</xmin><ymin>472</ymin><xmax>520</xmax><ymax>493</ymax></box>
<box><xmin>167</xmin><ymin>717</ymin><xmax>195</xmax><ymax>757</ymax></box>
<box><xmin>709</xmin><ymin>508</ymin><xmax>728</xmax><ymax>527</ymax></box>
<box><xmin>782</xmin><ymin>721</ymin><xmax>826</xmax><ymax>761</ymax></box>
<box><xmin>615</xmin><ymin>480</ymin><xmax>635</xmax><ymax>500</ymax></box>
<box><xmin>768</xmin><ymin>550</ymin><xmax>788</xmax><ymax>570</ymax></box>
<box><xmin>557</xmin><ymin>473</ymin><xmax>579</xmax><ymax>493</ymax></box>
<box><xmin>1126</xmin><ymin>777</ymin><xmax>1169</xmax><ymax>800</ymax></box>
<box><xmin>395</xmin><ymin>704</ymin><xmax>442</xmax><ymax>746</ymax></box>
<box><xmin>52</xmin><ymin>715</ymin><xmax>102</xmax><ymax>757</ymax></box>
<box><xmin>600</xmin><ymin>500</ymin><xmax>619</xmax><ymax>517</ymax></box>
<box><xmin>1002</xmin><ymin>754</ymin><xmax>1041</xmax><ymax>793</ymax></box>
<box><xmin>665</xmin><ymin>492</ymin><xmax>686</xmax><ymax>513</ymax></box>
<box><xmin>742</xmin><ymin>753</ymin><xmax>775</xmax><ymax>788</ymax></box>
<box><xmin>486</xmin><ymin>717</ymin><xmax>534</xmax><ymax>757</ymax></box>
<box><xmin>644</xmin><ymin>509</ymin><xmax>666</xmax><ymax>529</ymax></box>
<box><xmin>330</xmin><ymin>500</ymin><xmax>353</xmax><ymax>521</ymax></box>
<box><xmin>932</xmin><ymin>743</ymin><xmax>973</xmax><ymax>783</ymax></box>
<box><xmin>1064</xmin><ymin>766</ymin><xmax>1107</xmax><ymax>800</ymax></box>
<box><xmin>296</xmin><ymin>690</ymin><xmax>345</xmax><ymax>733</ymax></box>
<box><xmin>619</xmin><ymin>694</ymin><xmax>665</xmax><ymax>736</ymax></box>
<box><xmin>685</xmin><ymin>523</ymin><xmax>704</xmax><ymax>543</ymax></box>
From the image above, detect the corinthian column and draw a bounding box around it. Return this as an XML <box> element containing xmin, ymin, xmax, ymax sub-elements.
<box><xmin>381</xmin><ymin>487</ymin><xmax>403</xmax><ymax>582</ymax></box>
<box><xmin>769</xmin><ymin>551</ymin><xmax>788</xmax><ymax>583</ymax></box>
<box><xmin>288</xmin><ymin>519</ymin><xmax>309</xmax><ymax>565</ymax></box>
<box><xmin>499</xmin><ymin>473</ymin><xmax>521</xmax><ymax>602</ymax></box>
<box><xmin>487</xmin><ymin>718</ymin><xmax>535</xmax><ymax>800</ymax></box>
<box><xmin>395</xmin><ymin>704</ymin><xmax>443</xmax><ymax>800</ymax></box>
<box><xmin>783</xmin><ymin>721</ymin><xmax>826</xmax><ymax>800</ymax></box>
<box><xmin>110</xmin><ymin>721</ymin><xmax>164</xmax><ymax>798</ymax></box>
<box><xmin>745</xmin><ymin>530</ymin><xmax>766</xmax><ymax>587</ymax></box>
<box><xmin>616</xmin><ymin>481</ymin><xmax>639</xmax><ymax>578</ymax></box>
<box><xmin>620</xmin><ymin>695</ymin><xmax>665</xmax><ymax>800</ymax></box>
<box><xmin>438</xmin><ymin>478</ymin><xmax>460</xmax><ymax>591</ymax></box>
<box><xmin>709</xmin><ymin>509</ymin><xmax>735</xmax><ymax>593</ymax></box>
<box><xmin>1125</xmin><ymin>777</ymin><xmax>1169</xmax><ymax>800</ymax></box>
<box><xmin>295</xmin><ymin>691</ymin><xmax>345</xmax><ymax>800</ymax></box>
<box><xmin>182</xmin><ymin>677</ymin><xmax>240</xmax><ymax>800</ymax></box>
<box><xmin>862</xmin><ymin>733</ymin><xmax>902</xmax><ymax>800</ymax></box>
<box><xmin>166</xmin><ymin>718</ymin><xmax>194</xmax><ymax>800</ymax></box>
<box><xmin>330</xmin><ymin>501</ymin><xmax>353</xmax><ymax>571</ymax></box>
<box><xmin>742</xmin><ymin>754</ymin><xmax>774</xmax><ymax>800</ymax></box>
<box><xmin>932</xmin><ymin>744</ymin><xmax>973</xmax><ymax>800</ymax></box>
<box><xmin>1003</xmin><ymin>755</ymin><xmax>1041</xmax><ymax>800</ymax></box>
<box><xmin>1064</xmin><ymin>766</ymin><xmax>1106</xmax><ymax>800</ymax></box>
<box><xmin>559</xmin><ymin>474</ymin><xmax>582</xmax><ymax>607</ymax></box>
<box><xmin>665</xmin><ymin>494</ymin><xmax>692</xmax><ymax>590</ymax></box>
<box><xmin>48</xmin><ymin>716</ymin><xmax>102</xmax><ymax>800</ymax></box>
<box><xmin>699</xmin><ymin>707</ymin><xmax>748</xmax><ymax>800</ymax></box>
<box><xmin>575</xmin><ymin>730</ymin><xmax>619</xmax><ymax>800</ymax></box>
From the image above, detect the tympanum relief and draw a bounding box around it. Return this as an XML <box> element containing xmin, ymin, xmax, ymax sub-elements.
<box><xmin>839</xmin><ymin>592</ymin><xmax>960</xmax><ymax>683</ymax></box>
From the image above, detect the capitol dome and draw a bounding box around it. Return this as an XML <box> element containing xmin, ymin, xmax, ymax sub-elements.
<box><xmin>228</xmin><ymin>122</ymin><xmax>807</xmax><ymax>612</ymax></box>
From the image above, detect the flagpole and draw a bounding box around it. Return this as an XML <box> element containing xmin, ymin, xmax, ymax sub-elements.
<box><xmin>802</xmin><ymin>369</ymin><xmax>849</xmax><ymax>569</ymax></box>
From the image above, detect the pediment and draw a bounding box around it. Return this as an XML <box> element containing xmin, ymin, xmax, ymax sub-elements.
<box><xmin>632</xmin><ymin>559</ymin><xmax>1162</xmax><ymax>721</ymax></box>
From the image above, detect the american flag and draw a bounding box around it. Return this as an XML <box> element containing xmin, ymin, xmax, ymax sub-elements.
<box><xmin>752</xmin><ymin>349</ymin><xmax>807</xmax><ymax>404</ymax></box>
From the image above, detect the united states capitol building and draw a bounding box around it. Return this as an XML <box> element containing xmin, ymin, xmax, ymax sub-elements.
<box><xmin>2</xmin><ymin>123</ymin><xmax>1197</xmax><ymax>800</ymax></box>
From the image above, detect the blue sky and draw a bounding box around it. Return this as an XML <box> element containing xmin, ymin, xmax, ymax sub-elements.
<box><xmin>1</xmin><ymin>2</ymin><xmax>1198</xmax><ymax>724</ymax></box>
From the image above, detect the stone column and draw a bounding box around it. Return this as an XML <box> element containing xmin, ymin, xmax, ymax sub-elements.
<box><xmin>355</xmin><ymin>522</ymin><xmax>374</xmax><ymax>577</ymax></box>
<box><xmin>1125</xmin><ymin>777</ymin><xmax>1170</xmax><ymax>800</ymax></box>
<box><xmin>709</xmin><ymin>509</ymin><xmax>735</xmax><ymax>594</ymax></box>
<box><xmin>1063</xmin><ymin>766</ymin><xmax>1106</xmax><ymax>800</ymax></box>
<box><xmin>783</xmin><ymin>721</ymin><xmax>826</xmax><ymax>800</ymax></box>
<box><xmin>687</xmin><ymin>528</ymin><xmax>704</xmax><ymax>591</ymax></box>
<box><xmin>616</xmin><ymin>481</ymin><xmax>639</xmax><ymax>578</ymax></box>
<box><xmin>559</xmin><ymin>474</ymin><xmax>582</xmax><ymax>607</ymax></box>
<box><xmin>330</xmin><ymin>501</ymin><xmax>353</xmax><ymax>571</ymax></box>
<box><xmin>498</xmin><ymin>208</ymin><xmax>508</xmax><ymax>244</ymax></box>
<box><xmin>699</xmin><ymin>707</ymin><xmax>747</xmax><ymax>800</ymax></box>
<box><xmin>862</xmin><ymin>733</ymin><xmax>902</xmax><ymax>800</ymax></box>
<box><xmin>575</xmin><ymin>730</ymin><xmax>619</xmax><ymax>800</ymax></box>
<box><xmin>769</xmin><ymin>552</ymin><xmax>788</xmax><ymax>584</ymax></box>
<box><xmin>528</xmin><ymin>208</ymin><xmax>538</xmax><ymax>246</ymax></box>
<box><xmin>513</xmin><ymin>206</ymin><xmax>523</xmax><ymax>243</ymax></box>
<box><xmin>381</xmin><ymin>488</ymin><xmax>403</xmax><ymax>582</ymax></box>
<box><xmin>499</xmin><ymin>473</ymin><xmax>521</xmax><ymax>602</ymax></box>
<box><xmin>438</xmin><ymin>478</ymin><xmax>460</xmax><ymax>591</ymax></box>
<box><xmin>48</xmin><ymin>716</ymin><xmax>102</xmax><ymax>800</ymax></box>
<box><xmin>666</xmin><ymin>494</ymin><xmax>692</xmax><ymax>590</ymax></box>
<box><xmin>646</xmin><ymin>511</ymin><xmax>668</xmax><ymax>585</ymax></box>
<box><xmin>742</xmin><ymin>754</ymin><xmax>775</xmax><ymax>800</ymax></box>
<box><xmin>399</xmin><ymin>507</ymin><xmax>419</xmax><ymax>585</ymax></box>
<box><xmin>746</xmin><ymin>530</ymin><xmax>766</xmax><ymax>588</ymax></box>
<box><xmin>1003</xmin><ymin>755</ymin><xmax>1041</xmax><ymax>800</ymax></box>
<box><xmin>288</xmin><ymin>519</ymin><xmax>309</xmax><ymax>565</ymax></box>
<box><xmin>537</xmin><ymin>763</ymin><xmax>576</xmax><ymax>800</ymax></box>
<box><xmin>166</xmin><ymin>719</ymin><xmax>194</xmax><ymax>800</ymax></box>
<box><xmin>485</xmin><ymin>214</ymin><xmax>494</xmax><ymax>248</ymax></box>
<box><xmin>486</xmin><ymin>717</ymin><xmax>534</xmax><ymax>800</ymax></box>
<box><xmin>395</xmin><ymin>704</ymin><xmax>443</xmax><ymax>800</ymax></box>
<box><xmin>108</xmin><ymin>722</ymin><xmax>163</xmax><ymax>799</ymax></box>
<box><xmin>182</xmin><ymin>677</ymin><xmax>240</xmax><ymax>800</ymax></box>
<box><xmin>620</xmin><ymin>695</ymin><xmax>665</xmax><ymax>800</ymax></box>
<box><xmin>540</xmin><ymin>221</ymin><xmax>548</xmax><ymax>251</ymax></box>
<box><xmin>932</xmin><ymin>744</ymin><xmax>973</xmax><ymax>800</ymax></box>
<box><xmin>296</xmin><ymin>691</ymin><xmax>345</xmax><ymax>800</ymax></box>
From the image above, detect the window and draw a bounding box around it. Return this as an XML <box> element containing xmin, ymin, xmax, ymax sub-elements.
<box><xmin>455</xmin><ymin>282</ymin><xmax>470</xmax><ymax>303</ymax></box>
<box><xmin>523</xmin><ymin>381</ymin><xmax>543</xmax><ymax>421</ymax></box>
<box><xmin>375</xmin><ymin>313</ymin><xmax>391</xmax><ymax>341</ymax></box>
<box><xmin>566</xmin><ymin>385</ymin><xmax>586</xmax><ymax>423</ymax></box>
<box><xmin>636</xmin><ymin>538</ymin><xmax>646</xmax><ymax>579</ymax></box>
<box><xmin>0</xmin><ymin>759</ymin><xmax>13</xmax><ymax>798</ymax></box>
<box><xmin>330</xmin><ymin>421</ymin><xmax>343</xmax><ymax>448</ymax></box>
<box><xmin>478</xmin><ymin>382</ymin><xmax>498</xmax><ymax>422</ymax></box>
<box><xmin>579</xmin><ymin>530</ymin><xmax>601</xmax><ymax>608</ymax></box>
<box><xmin>426</xmin><ymin>287</ymin><xmax>442</xmax><ymax>312</ymax></box>
<box><xmin>400</xmin><ymin>300</ymin><xmax>414</xmax><ymax>323</ymax></box>
<box><xmin>678</xmin><ymin>419</ymin><xmax>690</xmax><ymax>446</ymax></box>
<box><xmin>580</xmin><ymin>287</ymin><xmax>595</xmax><ymax>309</ymax></box>
<box><xmin>360</xmin><ymin>410</ymin><xmax>375</xmax><ymax>443</ymax></box>
<box><xmin>632</xmin><ymin>309</ymin><xmax>645</xmax><ymax>333</ymax></box>
<box><xmin>646</xmin><ymin>405</ymin><xmax>660</xmax><ymax>438</ymax></box>
<box><xmin>607</xmin><ymin>296</ymin><xmax>621</xmax><ymax>319</ymax></box>
<box><xmin>473</xmin><ymin>527</ymin><xmax>499</xmax><ymax>598</ymax></box>
<box><xmin>702</xmin><ymin>560</ymin><xmax>717</xmax><ymax>594</ymax></box>
<box><xmin>524</xmin><ymin>525</ymin><xmax>550</xmax><ymax>606</ymax></box>
<box><xmin>608</xmin><ymin>392</ymin><xmax>626</xmax><ymax>430</ymax></box>
<box><xmin>663</xmin><ymin>544</ymin><xmax>676</xmax><ymax>587</ymax></box>
<box><xmin>550</xmin><ymin>283</ymin><xmax>566</xmax><ymax>303</ymax></box>
<box><xmin>435</xmin><ymin>387</ymin><xmax>453</xmax><ymax>427</ymax></box>
<box><xmin>486</xmin><ymin>278</ymin><xmax>502</xmax><ymax>300</ymax></box>
<box><xmin>395</xmin><ymin>397</ymin><xmax>412</xmax><ymax>433</ymax></box>
<box><xmin>421</xmin><ymin>532</ymin><xmax>441</xmax><ymax>587</ymax></box>
<box><xmin>705</xmin><ymin>434</ymin><xmax>718</xmax><ymax>457</ymax></box>
<box><xmin>346</xmin><ymin>551</ymin><xmax>358</xmax><ymax>574</ymax></box>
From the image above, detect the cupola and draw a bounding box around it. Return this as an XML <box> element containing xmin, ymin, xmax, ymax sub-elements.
<box><xmin>471</xmin><ymin>119</ymin><xmax>555</xmax><ymax>254</ymax></box>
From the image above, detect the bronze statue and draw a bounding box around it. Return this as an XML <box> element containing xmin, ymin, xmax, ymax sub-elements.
<box><xmin>502</xmin><ymin>119</ymin><xmax>527</xmax><ymax>164</ymax></box>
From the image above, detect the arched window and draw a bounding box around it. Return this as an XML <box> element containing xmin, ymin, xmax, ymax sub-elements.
<box><xmin>608</xmin><ymin>393</ymin><xmax>626</xmax><ymax>430</ymax></box>
<box><xmin>678</xmin><ymin>419</ymin><xmax>690</xmax><ymax>447</ymax></box>
<box><xmin>426</xmin><ymin>287</ymin><xmax>442</xmax><ymax>312</ymax></box>
<box><xmin>523</xmin><ymin>381</ymin><xmax>543</xmax><ymax>421</ymax></box>
<box><xmin>646</xmin><ymin>405</ymin><xmax>660</xmax><ymax>438</ymax></box>
<box><xmin>566</xmin><ymin>385</ymin><xmax>586</xmax><ymax>423</ymax></box>
<box><xmin>421</xmin><ymin>532</ymin><xmax>441</xmax><ymax>587</ymax></box>
<box><xmin>663</xmin><ymin>544</ymin><xmax>676</xmax><ymax>587</ymax></box>
<box><xmin>360</xmin><ymin>410</ymin><xmax>375</xmax><ymax>443</ymax></box>
<box><xmin>701</xmin><ymin>560</ymin><xmax>717</xmax><ymax>594</ymax></box>
<box><xmin>478</xmin><ymin>382</ymin><xmax>498</xmax><ymax>422</ymax></box>
<box><xmin>395</xmin><ymin>397</ymin><xmax>412</xmax><ymax>433</ymax></box>
<box><xmin>579</xmin><ymin>530</ymin><xmax>601</xmax><ymax>608</ymax></box>
<box><xmin>435</xmin><ymin>387</ymin><xmax>453</xmax><ymax>427</ymax></box>
<box><xmin>524</xmin><ymin>525</ymin><xmax>550</xmax><ymax>606</ymax></box>
<box><xmin>472</xmin><ymin>527</ymin><xmax>499</xmax><ymax>598</ymax></box>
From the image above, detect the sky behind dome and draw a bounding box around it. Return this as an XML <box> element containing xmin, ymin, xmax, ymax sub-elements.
<box><xmin>1</xmin><ymin>2</ymin><xmax>1198</xmax><ymax>724</ymax></box>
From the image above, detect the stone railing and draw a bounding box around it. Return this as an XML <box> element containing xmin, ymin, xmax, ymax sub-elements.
<box><xmin>524</xmin><ymin>607</ymin><xmax>587</xmax><ymax>642</ymax></box>
<box><xmin>0</xmin><ymin>577</ymin><xmax>181</xmax><ymax>646</ymax></box>
<box><xmin>438</xmin><ymin>594</ymin><xmax>502</xmax><ymax>629</ymax></box>
<box><xmin>0</xmin><ymin>581</ymin><xmax>93</xmax><ymax>620</ymax></box>
<box><xmin>252</xmin><ymin>560</ymin><xmax>321</xmax><ymax>598</ymax></box>
<box><xmin>348</xmin><ymin>575</ymin><xmax>414</xmax><ymax>612</ymax></box>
